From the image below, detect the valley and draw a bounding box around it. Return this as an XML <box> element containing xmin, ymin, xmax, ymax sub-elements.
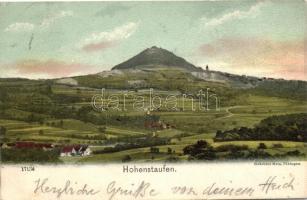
<box><xmin>1</xmin><ymin>80</ymin><xmax>306</xmax><ymax>163</ymax></box>
<box><xmin>1</xmin><ymin>47</ymin><xmax>306</xmax><ymax>163</ymax></box>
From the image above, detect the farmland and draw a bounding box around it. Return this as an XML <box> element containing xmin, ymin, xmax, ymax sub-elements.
<box><xmin>1</xmin><ymin>77</ymin><xmax>306</xmax><ymax>163</ymax></box>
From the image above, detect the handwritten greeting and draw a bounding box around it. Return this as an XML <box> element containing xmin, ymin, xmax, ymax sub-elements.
<box><xmin>33</xmin><ymin>175</ymin><xmax>295</xmax><ymax>199</ymax></box>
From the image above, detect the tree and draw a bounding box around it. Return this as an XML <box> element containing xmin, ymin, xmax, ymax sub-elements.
<box><xmin>76</xmin><ymin>106</ymin><xmax>93</xmax><ymax>123</ymax></box>
<box><xmin>272</xmin><ymin>143</ymin><xmax>283</xmax><ymax>148</ymax></box>
<box><xmin>0</xmin><ymin>126</ymin><xmax>6</xmax><ymax>136</ymax></box>
<box><xmin>27</xmin><ymin>113</ymin><xmax>35</xmax><ymax>123</ymax></box>
<box><xmin>216</xmin><ymin>130</ymin><xmax>223</xmax><ymax>138</ymax></box>
<box><xmin>150</xmin><ymin>147</ymin><xmax>159</xmax><ymax>153</ymax></box>
<box><xmin>0</xmin><ymin>102</ymin><xmax>6</xmax><ymax>114</ymax></box>
<box><xmin>39</xmin><ymin>130</ymin><xmax>44</xmax><ymax>135</ymax></box>
<box><xmin>98</xmin><ymin>126</ymin><xmax>106</xmax><ymax>133</ymax></box>
<box><xmin>195</xmin><ymin>149</ymin><xmax>216</xmax><ymax>160</ymax></box>
<box><xmin>167</xmin><ymin>147</ymin><xmax>172</xmax><ymax>154</ymax></box>
<box><xmin>227</xmin><ymin>150</ymin><xmax>245</xmax><ymax>160</ymax></box>
<box><xmin>59</xmin><ymin>120</ymin><xmax>64</xmax><ymax>128</ymax></box>
<box><xmin>122</xmin><ymin>155</ymin><xmax>132</xmax><ymax>162</ymax></box>
<box><xmin>183</xmin><ymin>140</ymin><xmax>211</xmax><ymax>157</ymax></box>
<box><xmin>2</xmin><ymin>148</ymin><xmax>61</xmax><ymax>163</ymax></box>
<box><xmin>45</xmin><ymin>84</ymin><xmax>53</xmax><ymax>95</ymax></box>
<box><xmin>0</xmin><ymin>87</ymin><xmax>8</xmax><ymax>102</ymax></box>
<box><xmin>166</xmin><ymin>156</ymin><xmax>179</xmax><ymax>162</ymax></box>
<box><xmin>257</xmin><ymin>143</ymin><xmax>267</xmax><ymax>149</ymax></box>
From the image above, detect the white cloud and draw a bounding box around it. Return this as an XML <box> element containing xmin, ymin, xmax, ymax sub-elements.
<box><xmin>79</xmin><ymin>22</ymin><xmax>139</xmax><ymax>51</ymax></box>
<box><xmin>4</xmin><ymin>10</ymin><xmax>73</xmax><ymax>32</ymax></box>
<box><xmin>202</xmin><ymin>1</ymin><xmax>267</xmax><ymax>28</ymax></box>
<box><xmin>40</xmin><ymin>10</ymin><xmax>74</xmax><ymax>29</ymax></box>
<box><xmin>82</xmin><ymin>22</ymin><xmax>139</xmax><ymax>45</ymax></box>
<box><xmin>4</xmin><ymin>22</ymin><xmax>35</xmax><ymax>32</ymax></box>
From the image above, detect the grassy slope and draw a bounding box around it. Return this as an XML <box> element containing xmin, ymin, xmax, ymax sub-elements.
<box><xmin>76</xmin><ymin>94</ymin><xmax>307</xmax><ymax>163</ymax></box>
<box><xmin>1</xmin><ymin>77</ymin><xmax>306</xmax><ymax>163</ymax></box>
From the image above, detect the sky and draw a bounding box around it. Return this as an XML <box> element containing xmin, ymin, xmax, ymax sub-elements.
<box><xmin>0</xmin><ymin>1</ymin><xmax>305</xmax><ymax>80</ymax></box>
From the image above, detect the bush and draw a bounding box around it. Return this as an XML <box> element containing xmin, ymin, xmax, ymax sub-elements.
<box><xmin>122</xmin><ymin>155</ymin><xmax>132</xmax><ymax>162</ymax></box>
<box><xmin>183</xmin><ymin>140</ymin><xmax>209</xmax><ymax>156</ymax></box>
<box><xmin>246</xmin><ymin>150</ymin><xmax>272</xmax><ymax>159</ymax></box>
<box><xmin>0</xmin><ymin>126</ymin><xmax>6</xmax><ymax>136</ymax></box>
<box><xmin>286</xmin><ymin>150</ymin><xmax>303</xmax><ymax>157</ymax></box>
<box><xmin>183</xmin><ymin>140</ymin><xmax>216</xmax><ymax>160</ymax></box>
<box><xmin>194</xmin><ymin>148</ymin><xmax>216</xmax><ymax>160</ymax></box>
<box><xmin>226</xmin><ymin>150</ymin><xmax>246</xmax><ymax>160</ymax></box>
<box><xmin>98</xmin><ymin>126</ymin><xmax>106</xmax><ymax>133</ymax></box>
<box><xmin>215</xmin><ymin>113</ymin><xmax>307</xmax><ymax>142</ymax></box>
<box><xmin>2</xmin><ymin>148</ymin><xmax>61</xmax><ymax>163</ymax></box>
<box><xmin>257</xmin><ymin>143</ymin><xmax>267</xmax><ymax>149</ymax></box>
<box><xmin>272</xmin><ymin>143</ymin><xmax>283</xmax><ymax>148</ymax></box>
<box><xmin>197</xmin><ymin>128</ymin><xmax>206</xmax><ymax>133</ymax></box>
<box><xmin>232</xmin><ymin>121</ymin><xmax>237</xmax><ymax>125</ymax></box>
<box><xmin>166</xmin><ymin>156</ymin><xmax>179</xmax><ymax>162</ymax></box>
<box><xmin>150</xmin><ymin>147</ymin><xmax>160</xmax><ymax>153</ymax></box>
<box><xmin>215</xmin><ymin>144</ymin><xmax>249</xmax><ymax>152</ymax></box>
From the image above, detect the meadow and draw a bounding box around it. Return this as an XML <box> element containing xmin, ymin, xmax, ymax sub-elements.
<box><xmin>1</xmin><ymin>79</ymin><xmax>306</xmax><ymax>163</ymax></box>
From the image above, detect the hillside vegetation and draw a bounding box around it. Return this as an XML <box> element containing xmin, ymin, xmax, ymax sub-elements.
<box><xmin>1</xmin><ymin>46</ymin><xmax>306</xmax><ymax>163</ymax></box>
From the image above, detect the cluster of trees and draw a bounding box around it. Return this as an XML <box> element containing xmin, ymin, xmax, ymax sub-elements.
<box><xmin>183</xmin><ymin>140</ymin><xmax>216</xmax><ymax>160</ymax></box>
<box><xmin>69</xmin><ymin>134</ymin><xmax>107</xmax><ymax>140</ymax></box>
<box><xmin>2</xmin><ymin>148</ymin><xmax>62</xmax><ymax>163</ymax></box>
<box><xmin>52</xmin><ymin>94</ymin><xmax>87</xmax><ymax>104</ymax></box>
<box><xmin>122</xmin><ymin>155</ymin><xmax>132</xmax><ymax>162</ymax></box>
<box><xmin>108</xmin><ymin>115</ymin><xmax>151</xmax><ymax>128</ymax></box>
<box><xmin>26</xmin><ymin>113</ymin><xmax>45</xmax><ymax>123</ymax></box>
<box><xmin>251</xmin><ymin>80</ymin><xmax>307</xmax><ymax>100</ymax></box>
<box><xmin>94</xmin><ymin>137</ymin><xmax>170</xmax><ymax>154</ymax></box>
<box><xmin>0</xmin><ymin>87</ymin><xmax>9</xmax><ymax>102</ymax></box>
<box><xmin>0</xmin><ymin>126</ymin><xmax>6</xmax><ymax>136</ymax></box>
<box><xmin>215</xmin><ymin>144</ymin><xmax>249</xmax><ymax>152</ymax></box>
<box><xmin>243</xmin><ymin>149</ymin><xmax>304</xmax><ymax>159</ymax></box>
<box><xmin>150</xmin><ymin>147</ymin><xmax>160</xmax><ymax>153</ymax></box>
<box><xmin>183</xmin><ymin>140</ymin><xmax>305</xmax><ymax>160</ymax></box>
<box><xmin>215</xmin><ymin>113</ymin><xmax>307</xmax><ymax>142</ymax></box>
<box><xmin>46</xmin><ymin>120</ymin><xmax>64</xmax><ymax>127</ymax></box>
<box><xmin>69</xmin><ymin>134</ymin><xmax>106</xmax><ymax>140</ymax></box>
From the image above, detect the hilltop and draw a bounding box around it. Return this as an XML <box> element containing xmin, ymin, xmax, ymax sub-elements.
<box><xmin>112</xmin><ymin>46</ymin><xmax>203</xmax><ymax>72</ymax></box>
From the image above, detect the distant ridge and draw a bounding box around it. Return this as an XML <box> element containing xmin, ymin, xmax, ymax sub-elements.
<box><xmin>112</xmin><ymin>46</ymin><xmax>203</xmax><ymax>71</ymax></box>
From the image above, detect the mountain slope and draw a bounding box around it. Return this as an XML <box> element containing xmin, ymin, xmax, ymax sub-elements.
<box><xmin>56</xmin><ymin>46</ymin><xmax>307</xmax><ymax>100</ymax></box>
<box><xmin>112</xmin><ymin>46</ymin><xmax>203</xmax><ymax>71</ymax></box>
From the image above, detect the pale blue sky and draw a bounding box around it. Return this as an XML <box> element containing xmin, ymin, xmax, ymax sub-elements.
<box><xmin>0</xmin><ymin>1</ymin><xmax>305</xmax><ymax>79</ymax></box>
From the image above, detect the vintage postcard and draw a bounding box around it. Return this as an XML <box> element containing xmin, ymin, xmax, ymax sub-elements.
<box><xmin>0</xmin><ymin>0</ymin><xmax>306</xmax><ymax>199</ymax></box>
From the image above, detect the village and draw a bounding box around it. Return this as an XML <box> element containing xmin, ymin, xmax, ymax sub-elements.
<box><xmin>1</xmin><ymin>142</ymin><xmax>92</xmax><ymax>157</ymax></box>
<box><xmin>0</xmin><ymin>112</ymin><xmax>175</xmax><ymax>159</ymax></box>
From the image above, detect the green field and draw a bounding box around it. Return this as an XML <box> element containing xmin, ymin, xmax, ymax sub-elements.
<box><xmin>1</xmin><ymin>76</ymin><xmax>306</xmax><ymax>163</ymax></box>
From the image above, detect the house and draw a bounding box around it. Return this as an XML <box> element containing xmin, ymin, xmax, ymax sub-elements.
<box><xmin>0</xmin><ymin>143</ymin><xmax>8</xmax><ymax>148</ymax></box>
<box><xmin>15</xmin><ymin>142</ymin><xmax>53</xmax><ymax>150</ymax></box>
<box><xmin>60</xmin><ymin>146</ymin><xmax>76</xmax><ymax>157</ymax></box>
<box><xmin>144</xmin><ymin>114</ymin><xmax>164</xmax><ymax>130</ymax></box>
<box><xmin>15</xmin><ymin>141</ymin><xmax>36</xmax><ymax>149</ymax></box>
<box><xmin>7</xmin><ymin>143</ymin><xmax>15</xmax><ymax>148</ymax></box>
<box><xmin>60</xmin><ymin>145</ymin><xmax>91</xmax><ymax>157</ymax></box>
<box><xmin>82</xmin><ymin>146</ymin><xmax>92</xmax><ymax>156</ymax></box>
